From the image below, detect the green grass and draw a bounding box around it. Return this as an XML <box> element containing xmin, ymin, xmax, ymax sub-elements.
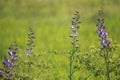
<box><xmin>0</xmin><ymin>0</ymin><xmax>120</xmax><ymax>79</ymax></box>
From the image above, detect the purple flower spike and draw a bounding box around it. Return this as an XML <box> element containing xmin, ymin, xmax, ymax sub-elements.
<box><xmin>69</xmin><ymin>11</ymin><xmax>80</xmax><ymax>50</ymax></box>
<box><xmin>26</xmin><ymin>28</ymin><xmax>35</xmax><ymax>57</ymax></box>
<box><xmin>3</xmin><ymin>41</ymin><xmax>18</xmax><ymax>79</ymax></box>
<box><xmin>96</xmin><ymin>9</ymin><xmax>110</xmax><ymax>49</ymax></box>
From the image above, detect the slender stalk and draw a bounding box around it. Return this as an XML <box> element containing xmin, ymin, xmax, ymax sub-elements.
<box><xmin>69</xmin><ymin>48</ymin><xmax>74</xmax><ymax>80</ymax></box>
<box><xmin>103</xmin><ymin>49</ymin><xmax>110</xmax><ymax>80</ymax></box>
<box><xmin>69</xmin><ymin>54</ymin><xmax>72</xmax><ymax>80</ymax></box>
<box><xmin>105</xmin><ymin>49</ymin><xmax>110</xmax><ymax>80</ymax></box>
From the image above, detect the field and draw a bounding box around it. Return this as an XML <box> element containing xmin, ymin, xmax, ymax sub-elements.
<box><xmin>0</xmin><ymin>0</ymin><xmax>120</xmax><ymax>80</ymax></box>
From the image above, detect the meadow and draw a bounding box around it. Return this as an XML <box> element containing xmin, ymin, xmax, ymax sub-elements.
<box><xmin>0</xmin><ymin>0</ymin><xmax>120</xmax><ymax>80</ymax></box>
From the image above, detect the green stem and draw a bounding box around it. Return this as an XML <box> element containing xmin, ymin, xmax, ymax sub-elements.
<box><xmin>69</xmin><ymin>46</ymin><xmax>75</xmax><ymax>80</ymax></box>
<box><xmin>69</xmin><ymin>54</ymin><xmax>72</xmax><ymax>80</ymax></box>
<box><xmin>104</xmin><ymin>49</ymin><xmax>110</xmax><ymax>80</ymax></box>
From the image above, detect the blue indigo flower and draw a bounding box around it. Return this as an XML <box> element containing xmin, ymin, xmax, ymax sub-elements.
<box><xmin>3</xmin><ymin>61</ymin><xmax>7</xmax><ymax>66</ymax></box>
<box><xmin>3</xmin><ymin>59</ymin><xmax>10</xmax><ymax>66</ymax></box>
<box><xmin>2</xmin><ymin>41</ymin><xmax>18</xmax><ymax>79</ymax></box>
<box><xmin>7</xmin><ymin>63</ymin><xmax>12</xmax><ymax>68</ymax></box>
<box><xmin>12</xmin><ymin>57</ymin><xmax>16</xmax><ymax>62</ymax></box>
<box><xmin>96</xmin><ymin>9</ymin><xmax>110</xmax><ymax>49</ymax></box>
<box><xmin>68</xmin><ymin>11</ymin><xmax>81</xmax><ymax>80</ymax></box>
<box><xmin>8</xmin><ymin>52</ymin><xmax>13</xmax><ymax>56</ymax></box>
<box><xmin>69</xmin><ymin>11</ymin><xmax>81</xmax><ymax>50</ymax></box>
<box><xmin>3</xmin><ymin>58</ymin><xmax>13</xmax><ymax>69</ymax></box>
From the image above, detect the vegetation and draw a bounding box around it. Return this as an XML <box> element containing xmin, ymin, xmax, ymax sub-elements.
<box><xmin>0</xmin><ymin>0</ymin><xmax>120</xmax><ymax>80</ymax></box>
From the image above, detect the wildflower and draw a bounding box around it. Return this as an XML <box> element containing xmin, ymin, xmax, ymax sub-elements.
<box><xmin>2</xmin><ymin>41</ymin><xmax>18</xmax><ymax>79</ymax></box>
<box><xmin>26</xmin><ymin>28</ymin><xmax>35</xmax><ymax>56</ymax></box>
<box><xmin>12</xmin><ymin>56</ymin><xmax>16</xmax><ymax>62</ymax></box>
<box><xmin>69</xmin><ymin>11</ymin><xmax>81</xmax><ymax>50</ymax></box>
<box><xmin>96</xmin><ymin>9</ymin><xmax>110</xmax><ymax>49</ymax></box>
<box><xmin>69</xmin><ymin>11</ymin><xmax>81</xmax><ymax>80</ymax></box>
<box><xmin>3</xmin><ymin>59</ymin><xmax>12</xmax><ymax>68</ymax></box>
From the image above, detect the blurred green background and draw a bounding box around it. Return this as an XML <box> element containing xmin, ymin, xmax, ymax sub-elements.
<box><xmin>0</xmin><ymin>0</ymin><xmax>120</xmax><ymax>56</ymax></box>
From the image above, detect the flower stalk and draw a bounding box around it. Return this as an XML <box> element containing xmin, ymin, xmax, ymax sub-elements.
<box><xmin>96</xmin><ymin>9</ymin><xmax>111</xmax><ymax>80</ymax></box>
<box><xmin>69</xmin><ymin>11</ymin><xmax>81</xmax><ymax>80</ymax></box>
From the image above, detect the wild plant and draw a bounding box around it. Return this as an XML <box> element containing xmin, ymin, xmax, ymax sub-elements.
<box><xmin>96</xmin><ymin>9</ymin><xmax>111</xmax><ymax>80</ymax></box>
<box><xmin>13</xmin><ymin>27</ymin><xmax>35</xmax><ymax>80</ymax></box>
<box><xmin>26</xmin><ymin>27</ymin><xmax>35</xmax><ymax>57</ymax></box>
<box><xmin>18</xmin><ymin>27</ymin><xmax>52</xmax><ymax>79</ymax></box>
<box><xmin>86</xmin><ymin>8</ymin><xmax>120</xmax><ymax>80</ymax></box>
<box><xmin>23</xmin><ymin>27</ymin><xmax>35</xmax><ymax>79</ymax></box>
<box><xmin>82</xmin><ymin>9</ymin><xmax>120</xmax><ymax>80</ymax></box>
<box><xmin>69</xmin><ymin>11</ymin><xmax>81</xmax><ymax>80</ymax></box>
<box><xmin>0</xmin><ymin>41</ymin><xmax>18</xmax><ymax>80</ymax></box>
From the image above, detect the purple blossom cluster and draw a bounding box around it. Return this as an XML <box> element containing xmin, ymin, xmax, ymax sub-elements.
<box><xmin>96</xmin><ymin>9</ymin><xmax>110</xmax><ymax>49</ymax></box>
<box><xmin>69</xmin><ymin>11</ymin><xmax>81</xmax><ymax>50</ymax></box>
<box><xmin>3</xmin><ymin>52</ymin><xmax>18</xmax><ymax>78</ymax></box>
<box><xmin>3</xmin><ymin>51</ymin><xmax>18</xmax><ymax>69</ymax></box>
<box><xmin>0</xmin><ymin>41</ymin><xmax>18</xmax><ymax>79</ymax></box>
